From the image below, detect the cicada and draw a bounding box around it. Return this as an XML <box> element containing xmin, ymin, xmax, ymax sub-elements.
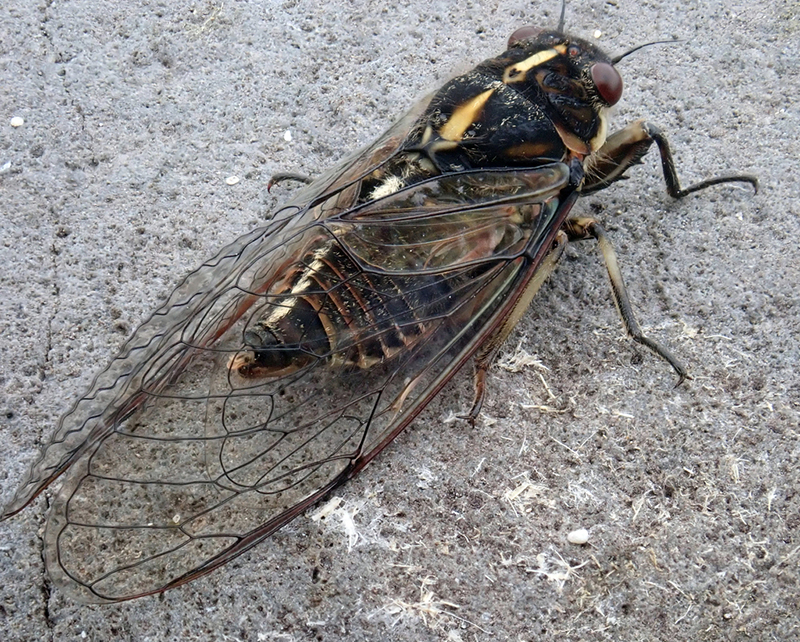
<box><xmin>2</xmin><ymin>9</ymin><xmax>756</xmax><ymax>603</ymax></box>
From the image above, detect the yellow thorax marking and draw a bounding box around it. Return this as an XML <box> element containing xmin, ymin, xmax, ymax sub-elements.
<box><xmin>438</xmin><ymin>87</ymin><xmax>496</xmax><ymax>141</ymax></box>
<box><xmin>590</xmin><ymin>110</ymin><xmax>609</xmax><ymax>152</ymax></box>
<box><xmin>503</xmin><ymin>44</ymin><xmax>566</xmax><ymax>84</ymax></box>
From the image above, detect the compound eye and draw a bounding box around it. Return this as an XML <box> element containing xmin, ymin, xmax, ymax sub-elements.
<box><xmin>508</xmin><ymin>26</ymin><xmax>542</xmax><ymax>47</ymax></box>
<box><xmin>591</xmin><ymin>62</ymin><xmax>623</xmax><ymax>106</ymax></box>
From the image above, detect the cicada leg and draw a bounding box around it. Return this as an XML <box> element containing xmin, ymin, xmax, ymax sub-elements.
<box><xmin>583</xmin><ymin>120</ymin><xmax>758</xmax><ymax>196</ymax></box>
<box><xmin>267</xmin><ymin>172</ymin><xmax>313</xmax><ymax>192</ymax></box>
<box><xmin>564</xmin><ymin>217</ymin><xmax>688</xmax><ymax>385</ymax></box>
<box><xmin>462</xmin><ymin>230</ymin><xmax>570</xmax><ymax>424</ymax></box>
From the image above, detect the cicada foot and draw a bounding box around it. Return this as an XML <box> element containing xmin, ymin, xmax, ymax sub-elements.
<box><xmin>458</xmin><ymin>362</ymin><xmax>489</xmax><ymax>428</ymax></box>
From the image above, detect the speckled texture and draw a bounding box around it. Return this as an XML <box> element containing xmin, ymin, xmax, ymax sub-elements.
<box><xmin>0</xmin><ymin>1</ymin><xmax>797</xmax><ymax>640</ymax></box>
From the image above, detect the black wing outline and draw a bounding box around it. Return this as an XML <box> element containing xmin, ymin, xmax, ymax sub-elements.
<box><xmin>4</xmin><ymin>98</ymin><xmax>577</xmax><ymax>602</ymax></box>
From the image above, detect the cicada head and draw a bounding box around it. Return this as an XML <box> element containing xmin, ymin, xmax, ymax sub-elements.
<box><xmin>502</xmin><ymin>26</ymin><xmax>623</xmax><ymax>153</ymax></box>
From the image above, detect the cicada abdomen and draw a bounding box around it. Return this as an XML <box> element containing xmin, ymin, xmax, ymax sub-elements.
<box><xmin>232</xmin><ymin>235</ymin><xmax>483</xmax><ymax>378</ymax></box>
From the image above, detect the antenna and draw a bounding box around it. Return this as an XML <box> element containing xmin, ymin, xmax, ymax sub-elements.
<box><xmin>611</xmin><ymin>39</ymin><xmax>682</xmax><ymax>64</ymax></box>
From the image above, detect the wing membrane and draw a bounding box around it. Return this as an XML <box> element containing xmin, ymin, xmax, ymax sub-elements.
<box><xmin>6</xmin><ymin>105</ymin><xmax>571</xmax><ymax>601</ymax></box>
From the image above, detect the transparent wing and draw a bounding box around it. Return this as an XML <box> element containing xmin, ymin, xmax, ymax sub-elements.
<box><xmin>5</xmin><ymin>107</ymin><xmax>572</xmax><ymax>603</ymax></box>
<box><xmin>4</xmin><ymin>98</ymin><xmax>431</xmax><ymax>519</ymax></box>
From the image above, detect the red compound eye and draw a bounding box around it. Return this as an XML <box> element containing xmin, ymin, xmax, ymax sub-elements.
<box><xmin>591</xmin><ymin>62</ymin><xmax>623</xmax><ymax>106</ymax></box>
<box><xmin>508</xmin><ymin>26</ymin><xmax>542</xmax><ymax>47</ymax></box>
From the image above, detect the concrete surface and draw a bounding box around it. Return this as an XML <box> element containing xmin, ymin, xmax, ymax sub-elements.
<box><xmin>0</xmin><ymin>0</ymin><xmax>797</xmax><ymax>640</ymax></box>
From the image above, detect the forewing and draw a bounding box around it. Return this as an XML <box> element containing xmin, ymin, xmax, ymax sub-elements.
<box><xmin>8</xmin><ymin>130</ymin><xmax>571</xmax><ymax>602</ymax></box>
<box><xmin>3</xmin><ymin>98</ymin><xmax>431</xmax><ymax>520</ymax></box>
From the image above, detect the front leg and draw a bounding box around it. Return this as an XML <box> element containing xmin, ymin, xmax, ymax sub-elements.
<box><xmin>582</xmin><ymin>120</ymin><xmax>758</xmax><ymax>196</ymax></box>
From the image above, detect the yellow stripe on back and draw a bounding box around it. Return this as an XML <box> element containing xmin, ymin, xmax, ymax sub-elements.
<box><xmin>438</xmin><ymin>87</ymin><xmax>496</xmax><ymax>141</ymax></box>
<box><xmin>503</xmin><ymin>45</ymin><xmax>565</xmax><ymax>84</ymax></box>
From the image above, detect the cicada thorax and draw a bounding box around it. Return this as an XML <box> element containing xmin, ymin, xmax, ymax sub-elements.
<box><xmin>234</xmin><ymin>29</ymin><xmax>621</xmax><ymax>381</ymax></box>
<box><xmin>398</xmin><ymin>30</ymin><xmax>618</xmax><ymax>172</ymax></box>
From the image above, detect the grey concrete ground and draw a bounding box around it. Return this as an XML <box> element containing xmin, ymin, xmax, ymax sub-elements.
<box><xmin>0</xmin><ymin>0</ymin><xmax>797</xmax><ymax>640</ymax></box>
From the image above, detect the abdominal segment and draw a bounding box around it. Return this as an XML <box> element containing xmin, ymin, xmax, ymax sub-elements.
<box><xmin>231</xmin><ymin>238</ymin><xmax>469</xmax><ymax>379</ymax></box>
